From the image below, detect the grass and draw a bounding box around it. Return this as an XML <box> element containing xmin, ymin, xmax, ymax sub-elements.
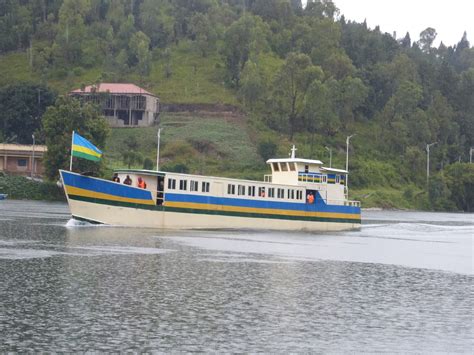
<box><xmin>0</xmin><ymin>41</ymin><xmax>238</xmax><ymax>105</ymax></box>
<box><xmin>147</xmin><ymin>41</ymin><xmax>238</xmax><ymax>104</ymax></box>
<box><xmin>105</xmin><ymin>112</ymin><xmax>264</xmax><ymax>178</ymax></box>
<box><xmin>0</xmin><ymin>52</ymin><xmax>39</xmax><ymax>87</ymax></box>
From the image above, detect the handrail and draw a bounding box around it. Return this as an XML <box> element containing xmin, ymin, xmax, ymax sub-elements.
<box><xmin>325</xmin><ymin>198</ymin><xmax>360</xmax><ymax>207</ymax></box>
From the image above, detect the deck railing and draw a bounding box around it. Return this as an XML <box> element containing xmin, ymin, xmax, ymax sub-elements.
<box><xmin>325</xmin><ymin>198</ymin><xmax>361</xmax><ymax>207</ymax></box>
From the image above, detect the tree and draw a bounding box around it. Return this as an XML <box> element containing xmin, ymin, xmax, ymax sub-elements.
<box><xmin>139</xmin><ymin>0</ymin><xmax>174</xmax><ymax>48</ymax></box>
<box><xmin>418</xmin><ymin>27</ymin><xmax>437</xmax><ymax>53</ymax></box>
<box><xmin>400</xmin><ymin>32</ymin><xmax>411</xmax><ymax>48</ymax></box>
<box><xmin>221</xmin><ymin>15</ymin><xmax>270</xmax><ymax>86</ymax></box>
<box><xmin>121</xmin><ymin>135</ymin><xmax>143</xmax><ymax>168</ymax></box>
<box><xmin>444</xmin><ymin>163</ymin><xmax>474</xmax><ymax>211</ymax></box>
<box><xmin>129</xmin><ymin>31</ymin><xmax>152</xmax><ymax>75</ymax></box>
<box><xmin>42</xmin><ymin>96</ymin><xmax>109</xmax><ymax>180</ymax></box>
<box><xmin>0</xmin><ymin>83</ymin><xmax>56</xmax><ymax>144</ymax></box>
<box><xmin>272</xmin><ymin>52</ymin><xmax>323</xmax><ymax>138</ymax></box>
<box><xmin>304</xmin><ymin>79</ymin><xmax>339</xmax><ymax>136</ymax></box>
<box><xmin>304</xmin><ymin>0</ymin><xmax>339</xmax><ymax>19</ymax></box>
<box><xmin>239</xmin><ymin>60</ymin><xmax>264</xmax><ymax>109</ymax></box>
<box><xmin>189</xmin><ymin>12</ymin><xmax>217</xmax><ymax>57</ymax></box>
<box><xmin>52</xmin><ymin>0</ymin><xmax>91</xmax><ymax>67</ymax></box>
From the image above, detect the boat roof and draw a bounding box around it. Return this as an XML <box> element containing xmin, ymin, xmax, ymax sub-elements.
<box><xmin>320</xmin><ymin>167</ymin><xmax>348</xmax><ymax>174</ymax></box>
<box><xmin>266</xmin><ymin>158</ymin><xmax>324</xmax><ymax>165</ymax></box>
<box><xmin>114</xmin><ymin>169</ymin><xmax>165</xmax><ymax>177</ymax></box>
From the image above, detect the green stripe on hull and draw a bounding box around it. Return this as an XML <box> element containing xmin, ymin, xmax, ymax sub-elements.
<box><xmin>68</xmin><ymin>194</ymin><xmax>361</xmax><ymax>225</ymax></box>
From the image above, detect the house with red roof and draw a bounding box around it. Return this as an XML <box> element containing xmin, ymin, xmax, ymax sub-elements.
<box><xmin>70</xmin><ymin>83</ymin><xmax>160</xmax><ymax>127</ymax></box>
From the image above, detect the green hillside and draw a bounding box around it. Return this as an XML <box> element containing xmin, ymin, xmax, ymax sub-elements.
<box><xmin>0</xmin><ymin>0</ymin><xmax>472</xmax><ymax>211</ymax></box>
<box><xmin>105</xmin><ymin>113</ymin><xmax>262</xmax><ymax>178</ymax></box>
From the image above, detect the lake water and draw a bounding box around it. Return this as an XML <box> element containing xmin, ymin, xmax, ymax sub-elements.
<box><xmin>0</xmin><ymin>200</ymin><xmax>472</xmax><ymax>352</ymax></box>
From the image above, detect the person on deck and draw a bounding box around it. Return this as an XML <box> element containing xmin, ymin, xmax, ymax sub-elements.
<box><xmin>124</xmin><ymin>175</ymin><xmax>132</xmax><ymax>185</ymax></box>
<box><xmin>307</xmin><ymin>192</ymin><xmax>314</xmax><ymax>204</ymax></box>
<box><xmin>137</xmin><ymin>177</ymin><xmax>147</xmax><ymax>189</ymax></box>
<box><xmin>112</xmin><ymin>173</ymin><xmax>120</xmax><ymax>183</ymax></box>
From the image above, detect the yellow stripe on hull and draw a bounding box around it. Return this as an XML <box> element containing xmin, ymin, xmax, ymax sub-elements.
<box><xmin>65</xmin><ymin>185</ymin><xmax>155</xmax><ymax>205</ymax></box>
<box><xmin>165</xmin><ymin>201</ymin><xmax>360</xmax><ymax>221</ymax></box>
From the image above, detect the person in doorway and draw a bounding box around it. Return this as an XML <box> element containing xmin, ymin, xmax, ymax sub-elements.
<box><xmin>112</xmin><ymin>173</ymin><xmax>120</xmax><ymax>183</ymax></box>
<box><xmin>137</xmin><ymin>176</ymin><xmax>147</xmax><ymax>189</ymax></box>
<box><xmin>307</xmin><ymin>192</ymin><xmax>314</xmax><ymax>204</ymax></box>
<box><xmin>124</xmin><ymin>175</ymin><xmax>132</xmax><ymax>185</ymax></box>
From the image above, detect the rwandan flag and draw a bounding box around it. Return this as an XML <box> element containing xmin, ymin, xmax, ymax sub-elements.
<box><xmin>71</xmin><ymin>132</ymin><xmax>102</xmax><ymax>162</ymax></box>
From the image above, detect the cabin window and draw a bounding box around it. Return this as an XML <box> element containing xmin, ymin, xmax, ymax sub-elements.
<box><xmin>248</xmin><ymin>186</ymin><xmax>255</xmax><ymax>197</ymax></box>
<box><xmin>258</xmin><ymin>187</ymin><xmax>266</xmax><ymax>197</ymax></box>
<box><xmin>336</xmin><ymin>175</ymin><xmax>340</xmax><ymax>184</ymax></box>
<box><xmin>272</xmin><ymin>163</ymin><xmax>280</xmax><ymax>172</ymax></box>
<box><xmin>268</xmin><ymin>188</ymin><xmax>275</xmax><ymax>198</ymax></box>
<box><xmin>202</xmin><ymin>181</ymin><xmax>210</xmax><ymax>193</ymax></box>
<box><xmin>289</xmin><ymin>163</ymin><xmax>296</xmax><ymax>171</ymax></box>
<box><xmin>238</xmin><ymin>185</ymin><xmax>245</xmax><ymax>195</ymax></box>
<box><xmin>288</xmin><ymin>189</ymin><xmax>295</xmax><ymax>199</ymax></box>
<box><xmin>277</xmin><ymin>188</ymin><xmax>285</xmax><ymax>199</ymax></box>
<box><xmin>305</xmin><ymin>165</ymin><xmax>309</xmax><ymax>173</ymax></box>
<box><xmin>190</xmin><ymin>180</ymin><xmax>199</xmax><ymax>192</ymax></box>
<box><xmin>227</xmin><ymin>184</ymin><xmax>235</xmax><ymax>195</ymax></box>
<box><xmin>321</xmin><ymin>175</ymin><xmax>327</xmax><ymax>183</ymax></box>
<box><xmin>297</xmin><ymin>190</ymin><xmax>303</xmax><ymax>200</ymax></box>
<box><xmin>17</xmin><ymin>159</ymin><xmax>27</xmax><ymax>167</ymax></box>
<box><xmin>179</xmin><ymin>180</ymin><xmax>187</xmax><ymax>190</ymax></box>
<box><xmin>280</xmin><ymin>163</ymin><xmax>288</xmax><ymax>172</ymax></box>
<box><xmin>168</xmin><ymin>178</ymin><xmax>176</xmax><ymax>190</ymax></box>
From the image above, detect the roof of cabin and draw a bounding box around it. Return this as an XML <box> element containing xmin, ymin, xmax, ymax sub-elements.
<box><xmin>114</xmin><ymin>169</ymin><xmax>165</xmax><ymax>177</ymax></box>
<box><xmin>266</xmin><ymin>158</ymin><xmax>323</xmax><ymax>165</ymax></box>
<box><xmin>70</xmin><ymin>83</ymin><xmax>156</xmax><ymax>97</ymax></box>
<box><xmin>320</xmin><ymin>167</ymin><xmax>348</xmax><ymax>174</ymax></box>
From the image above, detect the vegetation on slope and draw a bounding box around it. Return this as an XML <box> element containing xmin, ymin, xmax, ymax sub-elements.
<box><xmin>0</xmin><ymin>0</ymin><xmax>472</xmax><ymax>211</ymax></box>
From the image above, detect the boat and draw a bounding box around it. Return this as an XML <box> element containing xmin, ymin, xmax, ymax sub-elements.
<box><xmin>0</xmin><ymin>193</ymin><xmax>7</xmax><ymax>200</ymax></box>
<box><xmin>59</xmin><ymin>146</ymin><xmax>361</xmax><ymax>231</ymax></box>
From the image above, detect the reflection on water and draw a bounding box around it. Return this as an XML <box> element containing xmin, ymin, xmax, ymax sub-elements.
<box><xmin>0</xmin><ymin>201</ymin><xmax>472</xmax><ymax>352</ymax></box>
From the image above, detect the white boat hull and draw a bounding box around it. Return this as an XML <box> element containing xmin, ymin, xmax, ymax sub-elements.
<box><xmin>68</xmin><ymin>198</ymin><xmax>360</xmax><ymax>231</ymax></box>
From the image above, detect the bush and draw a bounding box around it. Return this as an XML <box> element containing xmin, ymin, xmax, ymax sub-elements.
<box><xmin>258</xmin><ymin>140</ymin><xmax>277</xmax><ymax>161</ymax></box>
<box><xmin>0</xmin><ymin>175</ymin><xmax>65</xmax><ymax>201</ymax></box>
<box><xmin>143</xmin><ymin>157</ymin><xmax>154</xmax><ymax>170</ymax></box>
<box><xmin>162</xmin><ymin>163</ymin><xmax>189</xmax><ymax>173</ymax></box>
<box><xmin>350</xmin><ymin>159</ymin><xmax>404</xmax><ymax>188</ymax></box>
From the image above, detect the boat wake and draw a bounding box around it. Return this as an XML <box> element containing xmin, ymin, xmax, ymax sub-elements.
<box><xmin>65</xmin><ymin>218</ymin><xmax>98</xmax><ymax>227</ymax></box>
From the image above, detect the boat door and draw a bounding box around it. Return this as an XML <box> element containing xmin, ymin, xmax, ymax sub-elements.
<box><xmin>157</xmin><ymin>175</ymin><xmax>165</xmax><ymax>205</ymax></box>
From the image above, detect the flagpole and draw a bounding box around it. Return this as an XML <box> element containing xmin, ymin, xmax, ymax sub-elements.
<box><xmin>156</xmin><ymin>128</ymin><xmax>161</xmax><ymax>171</ymax></box>
<box><xmin>69</xmin><ymin>131</ymin><xmax>74</xmax><ymax>171</ymax></box>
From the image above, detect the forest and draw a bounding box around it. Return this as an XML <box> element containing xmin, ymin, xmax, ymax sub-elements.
<box><xmin>0</xmin><ymin>0</ymin><xmax>472</xmax><ymax>211</ymax></box>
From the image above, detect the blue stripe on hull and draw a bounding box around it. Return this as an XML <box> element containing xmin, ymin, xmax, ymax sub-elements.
<box><xmin>61</xmin><ymin>170</ymin><xmax>152</xmax><ymax>200</ymax></box>
<box><xmin>165</xmin><ymin>193</ymin><xmax>360</xmax><ymax>215</ymax></box>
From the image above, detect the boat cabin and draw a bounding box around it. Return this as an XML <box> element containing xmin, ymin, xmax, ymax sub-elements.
<box><xmin>266</xmin><ymin>146</ymin><xmax>348</xmax><ymax>204</ymax></box>
<box><xmin>112</xmin><ymin>144</ymin><xmax>357</xmax><ymax>208</ymax></box>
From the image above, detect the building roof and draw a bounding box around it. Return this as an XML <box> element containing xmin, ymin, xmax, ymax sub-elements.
<box><xmin>0</xmin><ymin>143</ymin><xmax>47</xmax><ymax>153</ymax></box>
<box><xmin>266</xmin><ymin>158</ymin><xmax>324</xmax><ymax>165</ymax></box>
<box><xmin>70</xmin><ymin>83</ymin><xmax>156</xmax><ymax>97</ymax></box>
